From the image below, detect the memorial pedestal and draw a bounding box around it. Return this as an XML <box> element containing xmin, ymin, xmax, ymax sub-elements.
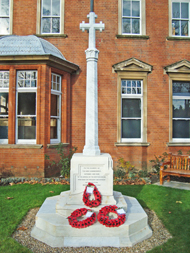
<box><xmin>31</xmin><ymin>153</ymin><xmax>152</xmax><ymax>247</ymax></box>
<box><xmin>31</xmin><ymin>192</ymin><xmax>152</xmax><ymax>247</ymax></box>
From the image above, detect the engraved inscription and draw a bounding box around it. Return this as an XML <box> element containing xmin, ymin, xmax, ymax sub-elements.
<box><xmin>78</xmin><ymin>166</ymin><xmax>106</xmax><ymax>188</ymax></box>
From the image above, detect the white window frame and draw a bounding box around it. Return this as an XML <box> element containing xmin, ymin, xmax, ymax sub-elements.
<box><xmin>122</xmin><ymin>0</ymin><xmax>141</xmax><ymax>35</ymax></box>
<box><xmin>172</xmin><ymin>81</ymin><xmax>190</xmax><ymax>142</ymax></box>
<box><xmin>0</xmin><ymin>0</ymin><xmax>13</xmax><ymax>35</ymax></box>
<box><xmin>169</xmin><ymin>0</ymin><xmax>190</xmax><ymax>37</ymax></box>
<box><xmin>118</xmin><ymin>0</ymin><xmax>146</xmax><ymax>35</ymax></box>
<box><xmin>16</xmin><ymin>71</ymin><xmax>37</xmax><ymax>144</ymax></box>
<box><xmin>0</xmin><ymin>70</ymin><xmax>9</xmax><ymax>144</ymax></box>
<box><xmin>121</xmin><ymin>79</ymin><xmax>143</xmax><ymax>142</ymax></box>
<box><xmin>50</xmin><ymin>73</ymin><xmax>61</xmax><ymax>144</ymax></box>
<box><xmin>37</xmin><ymin>0</ymin><xmax>64</xmax><ymax>35</ymax></box>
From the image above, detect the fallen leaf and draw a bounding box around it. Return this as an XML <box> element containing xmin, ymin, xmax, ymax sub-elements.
<box><xmin>176</xmin><ymin>201</ymin><xmax>182</xmax><ymax>204</ymax></box>
<box><xmin>49</xmin><ymin>191</ymin><xmax>54</xmax><ymax>193</ymax></box>
<box><xmin>6</xmin><ymin>197</ymin><xmax>13</xmax><ymax>200</ymax></box>
<box><xmin>17</xmin><ymin>226</ymin><xmax>28</xmax><ymax>231</ymax></box>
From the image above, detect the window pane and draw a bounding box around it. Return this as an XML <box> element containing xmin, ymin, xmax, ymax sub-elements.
<box><xmin>18</xmin><ymin>71</ymin><xmax>25</xmax><ymax>80</ymax></box>
<box><xmin>52</xmin><ymin>17</ymin><xmax>60</xmax><ymax>33</ymax></box>
<box><xmin>173</xmin><ymin>81</ymin><xmax>190</xmax><ymax>96</ymax></box>
<box><xmin>132</xmin><ymin>18</ymin><xmax>140</xmax><ymax>34</ymax></box>
<box><xmin>0</xmin><ymin>17</ymin><xmax>9</xmax><ymax>34</ymax></box>
<box><xmin>43</xmin><ymin>0</ymin><xmax>51</xmax><ymax>15</ymax></box>
<box><xmin>132</xmin><ymin>1</ymin><xmax>140</xmax><ymax>17</ymax></box>
<box><xmin>52</xmin><ymin>0</ymin><xmax>60</xmax><ymax>16</ymax></box>
<box><xmin>173</xmin><ymin>120</ymin><xmax>190</xmax><ymax>138</ymax></box>
<box><xmin>172</xmin><ymin>20</ymin><xmax>180</xmax><ymax>35</ymax></box>
<box><xmin>181</xmin><ymin>20</ymin><xmax>188</xmax><ymax>36</ymax></box>
<box><xmin>50</xmin><ymin>118</ymin><xmax>58</xmax><ymax>139</ymax></box>
<box><xmin>127</xmin><ymin>80</ymin><xmax>131</xmax><ymax>87</ymax></box>
<box><xmin>173</xmin><ymin>99</ymin><xmax>190</xmax><ymax>118</ymax></box>
<box><xmin>122</xmin><ymin>87</ymin><xmax>126</xmax><ymax>94</ymax></box>
<box><xmin>18</xmin><ymin>93</ymin><xmax>36</xmax><ymax>115</ymax></box>
<box><xmin>51</xmin><ymin>94</ymin><xmax>59</xmax><ymax>116</ymax></box>
<box><xmin>122</xmin><ymin>98</ymin><xmax>141</xmax><ymax>117</ymax></box>
<box><xmin>172</xmin><ymin>3</ymin><xmax>180</xmax><ymax>18</ymax></box>
<box><xmin>0</xmin><ymin>0</ymin><xmax>9</xmax><ymax>16</ymax></box>
<box><xmin>0</xmin><ymin>71</ymin><xmax>9</xmax><ymax>88</ymax></box>
<box><xmin>122</xmin><ymin>119</ymin><xmax>141</xmax><ymax>138</ymax></box>
<box><xmin>181</xmin><ymin>3</ymin><xmax>188</xmax><ymax>19</ymax></box>
<box><xmin>0</xmin><ymin>93</ymin><xmax>8</xmax><ymax>115</ymax></box>
<box><xmin>123</xmin><ymin>0</ymin><xmax>131</xmax><ymax>16</ymax></box>
<box><xmin>18</xmin><ymin>117</ymin><xmax>36</xmax><ymax>139</ymax></box>
<box><xmin>0</xmin><ymin>118</ymin><xmax>8</xmax><ymax>139</ymax></box>
<box><xmin>122</xmin><ymin>18</ymin><xmax>131</xmax><ymax>33</ymax></box>
<box><xmin>42</xmin><ymin>18</ymin><xmax>51</xmax><ymax>33</ymax></box>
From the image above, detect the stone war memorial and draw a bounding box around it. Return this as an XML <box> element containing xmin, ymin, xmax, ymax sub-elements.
<box><xmin>31</xmin><ymin>0</ymin><xmax>152</xmax><ymax>247</ymax></box>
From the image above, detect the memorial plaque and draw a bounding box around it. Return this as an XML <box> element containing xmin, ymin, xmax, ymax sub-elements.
<box><xmin>70</xmin><ymin>153</ymin><xmax>113</xmax><ymax>196</ymax></box>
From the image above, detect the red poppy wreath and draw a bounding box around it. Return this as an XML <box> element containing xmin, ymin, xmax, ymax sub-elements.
<box><xmin>83</xmin><ymin>182</ymin><xmax>102</xmax><ymax>207</ymax></box>
<box><xmin>68</xmin><ymin>208</ymin><xmax>96</xmax><ymax>228</ymax></box>
<box><xmin>97</xmin><ymin>205</ymin><xmax>126</xmax><ymax>227</ymax></box>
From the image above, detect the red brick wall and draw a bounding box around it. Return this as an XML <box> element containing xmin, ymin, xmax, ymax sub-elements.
<box><xmin>1</xmin><ymin>0</ymin><xmax>190</xmax><ymax>177</ymax></box>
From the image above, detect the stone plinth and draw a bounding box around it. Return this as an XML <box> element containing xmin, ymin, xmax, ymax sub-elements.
<box><xmin>31</xmin><ymin>192</ymin><xmax>152</xmax><ymax>247</ymax></box>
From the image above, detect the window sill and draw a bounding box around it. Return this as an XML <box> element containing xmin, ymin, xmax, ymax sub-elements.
<box><xmin>167</xmin><ymin>36</ymin><xmax>190</xmax><ymax>41</ymax></box>
<box><xmin>167</xmin><ymin>142</ymin><xmax>190</xmax><ymax>146</ymax></box>
<box><xmin>116</xmin><ymin>35</ymin><xmax>149</xmax><ymax>39</ymax></box>
<box><xmin>115</xmin><ymin>142</ymin><xmax>150</xmax><ymax>147</ymax></box>
<box><xmin>36</xmin><ymin>34</ymin><xmax>68</xmax><ymax>38</ymax></box>
<box><xmin>0</xmin><ymin>144</ymin><xmax>43</xmax><ymax>149</ymax></box>
<box><xmin>47</xmin><ymin>143</ymin><xmax>69</xmax><ymax>148</ymax></box>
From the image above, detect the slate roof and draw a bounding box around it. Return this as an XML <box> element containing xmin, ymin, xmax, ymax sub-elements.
<box><xmin>0</xmin><ymin>35</ymin><xmax>65</xmax><ymax>60</ymax></box>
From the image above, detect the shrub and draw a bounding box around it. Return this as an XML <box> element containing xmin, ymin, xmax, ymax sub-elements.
<box><xmin>114</xmin><ymin>158</ymin><xmax>135</xmax><ymax>179</ymax></box>
<box><xmin>149</xmin><ymin>152</ymin><xmax>168</xmax><ymax>174</ymax></box>
<box><xmin>45</xmin><ymin>144</ymin><xmax>77</xmax><ymax>178</ymax></box>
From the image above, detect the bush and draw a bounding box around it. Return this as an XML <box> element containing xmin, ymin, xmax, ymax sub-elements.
<box><xmin>114</xmin><ymin>158</ymin><xmax>135</xmax><ymax>179</ymax></box>
<box><xmin>149</xmin><ymin>152</ymin><xmax>168</xmax><ymax>174</ymax></box>
<box><xmin>45</xmin><ymin>144</ymin><xmax>77</xmax><ymax>178</ymax></box>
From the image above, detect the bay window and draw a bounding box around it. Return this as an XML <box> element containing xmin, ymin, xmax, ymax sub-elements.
<box><xmin>50</xmin><ymin>73</ymin><xmax>61</xmax><ymax>143</ymax></box>
<box><xmin>16</xmin><ymin>71</ymin><xmax>37</xmax><ymax>144</ymax></box>
<box><xmin>0</xmin><ymin>71</ymin><xmax>9</xmax><ymax>143</ymax></box>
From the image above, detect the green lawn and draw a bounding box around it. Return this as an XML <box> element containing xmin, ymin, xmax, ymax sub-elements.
<box><xmin>0</xmin><ymin>183</ymin><xmax>190</xmax><ymax>252</ymax></box>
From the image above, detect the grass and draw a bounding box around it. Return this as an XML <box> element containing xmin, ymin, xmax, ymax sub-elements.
<box><xmin>0</xmin><ymin>184</ymin><xmax>190</xmax><ymax>252</ymax></box>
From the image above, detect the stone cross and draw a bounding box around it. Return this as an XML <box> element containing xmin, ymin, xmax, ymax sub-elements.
<box><xmin>80</xmin><ymin>4</ymin><xmax>105</xmax><ymax>156</ymax></box>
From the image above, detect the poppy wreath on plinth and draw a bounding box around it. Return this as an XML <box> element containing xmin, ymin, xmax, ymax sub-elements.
<box><xmin>97</xmin><ymin>205</ymin><xmax>126</xmax><ymax>227</ymax></box>
<box><xmin>83</xmin><ymin>182</ymin><xmax>102</xmax><ymax>207</ymax></box>
<box><xmin>68</xmin><ymin>208</ymin><xmax>96</xmax><ymax>228</ymax></box>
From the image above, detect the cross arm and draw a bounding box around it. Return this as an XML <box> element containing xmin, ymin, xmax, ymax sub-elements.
<box><xmin>80</xmin><ymin>21</ymin><xmax>90</xmax><ymax>32</ymax></box>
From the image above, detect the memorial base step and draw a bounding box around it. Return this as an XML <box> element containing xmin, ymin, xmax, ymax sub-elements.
<box><xmin>31</xmin><ymin>191</ymin><xmax>152</xmax><ymax>247</ymax></box>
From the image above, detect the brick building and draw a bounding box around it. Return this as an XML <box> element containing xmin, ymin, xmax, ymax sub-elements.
<box><xmin>1</xmin><ymin>0</ymin><xmax>190</xmax><ymax>177</ymax></box>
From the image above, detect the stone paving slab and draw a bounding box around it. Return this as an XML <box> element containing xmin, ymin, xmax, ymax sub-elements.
<box><xmin>154</xmin><ymin>181</ymin><xmax>190</xmax><ymax>190</ymax></box>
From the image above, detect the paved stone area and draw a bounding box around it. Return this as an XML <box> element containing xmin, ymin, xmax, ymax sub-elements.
<box><xmin>154</xmin><ymin>181</ymin><xmax>190</xmax><ymax>190</ymax></box>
